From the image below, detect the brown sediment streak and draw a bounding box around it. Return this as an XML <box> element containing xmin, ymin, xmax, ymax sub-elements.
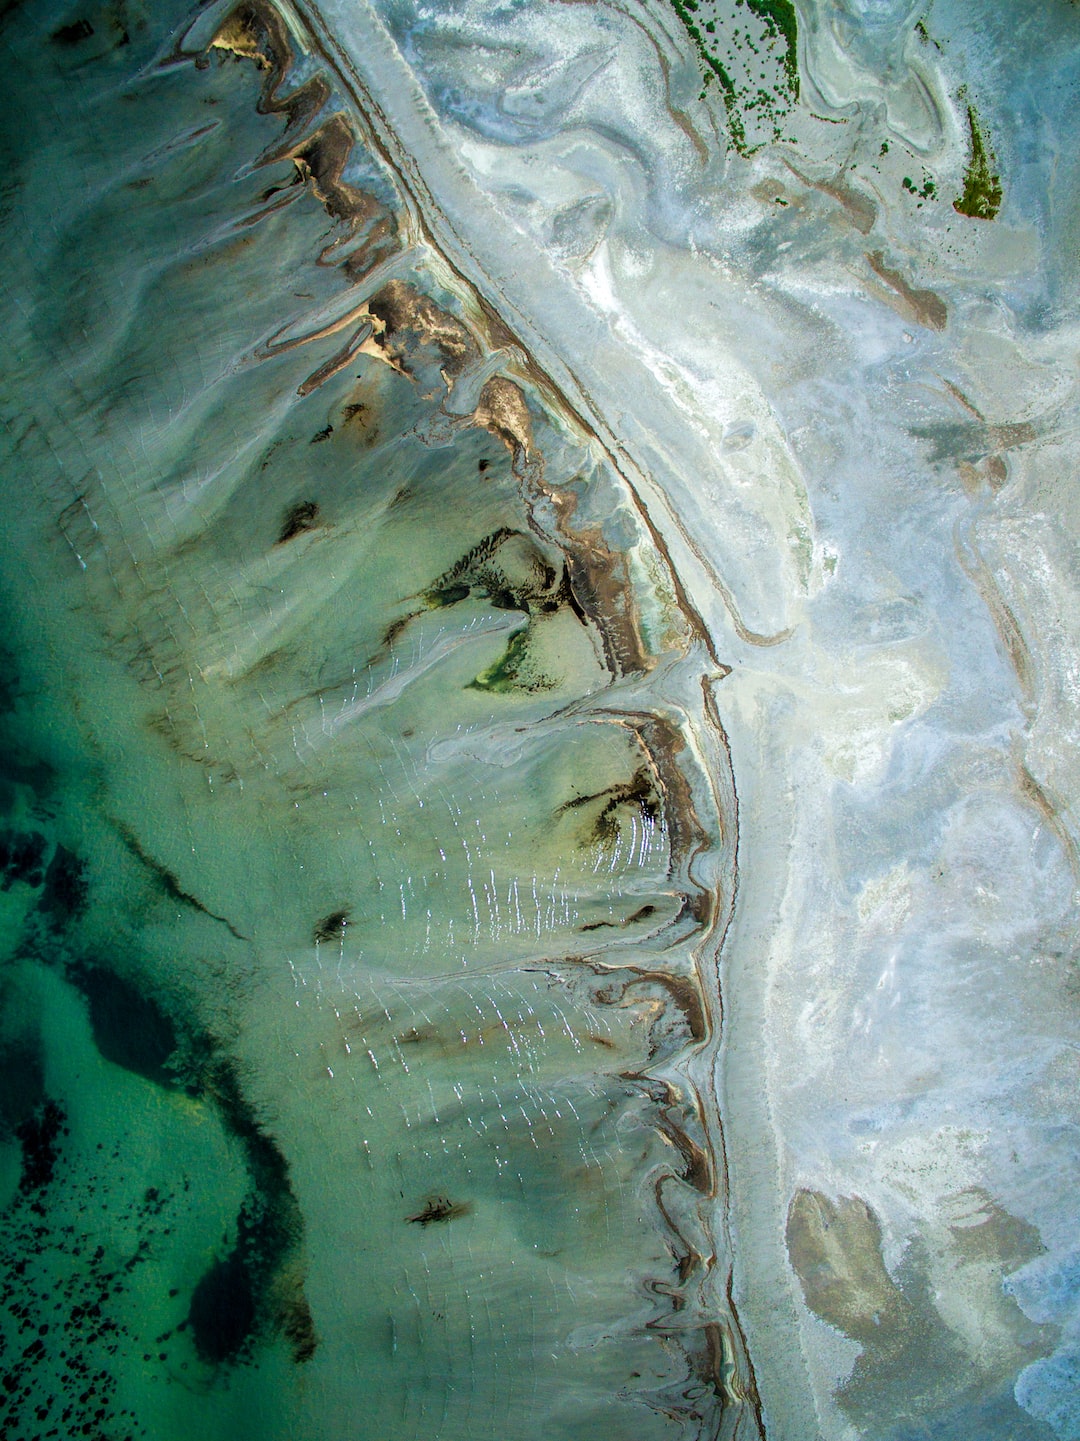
<box><xmin>638</xmin><ymin>713</ymin><xmax>710</xmax><ymax>868</ymax></box>
<box><xmin>619</xmin><ymin>1070</ymin><xmax>713</xmax><ymax>1195</ymax></box>
<box><xmin>724</xmin><ymin>1286</ymin><xmax>766</xmax><ymax>1426</ymax></box>
<box><xmin>657</xmin><ymin>1106</ymin><xmax>713</xmax><ymax>1193</ymax></box>
<box><xmin>521</xmin><ymin>465</ymin><xmax>654</xmax><ymax>675</ymax></box>
<box><xmin>654</xmin><ymin>1175</ymin><xmax>707</xmax><ymax>1280</ymax></box>
<box><xmin>1016</xmin><ymin>757</ymin><xmax>1080</xmax><ymax>883</ymax></box>
<box><xmin>603</xmin><ymin>961</ymin><xmax>708</xmax><ymax>1047</ymax></box>
<box><xmin>557</xmin><ymin>0</ymin><xmax>710</xmax><ymax>165</ymax></box>
<box><xmin>297</xmin><ymin>321</ymin><xmax>372</xmax><ymax>395</ymax></box>
<box><xmin>783</xmin><ymin>155</ymin><xmax>877</xmax><ymax>234</ymax></box>
<box><xmin>577</xmin><ymin>706</ymin><xmax>714</xmax><ymax>870</ymax></box>
<box><xmin>866</xmin><ymin>251</ymin><xmax>947</xmax><ymax>332</ymax></box>
<box><xmin>942</xmin><ymin>377</ymin><xmax>987</xmax><ymax>422</ymax></box>
<box><xmin>954</xmin><ymin>520</ymin><xmax>1034</xmax><ymax>699</ymax></box>
<box><xmin>179</xmin><ymin>1</ymin><xmax>401</xmax><ymax>275</ymax></box>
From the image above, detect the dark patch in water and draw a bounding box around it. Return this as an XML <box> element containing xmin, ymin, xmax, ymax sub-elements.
<box><xmin>0</xmin><ymin>830</ymin><xmax>47</xmax><ymax>891</ymax></box>
<box><xmin>428</xmin><ymin>583</ymin><xmax>470</xmax><ymax>608</ymax></box>
<box><xmin>0</xmin><ymin>642</ymin><xmax>19</xmax><ymax>715</ymax></box>
<box><xmin>189</xmin><ymin>1171</ymin><xmax>318</xmax><ymax>1363</ymax></box>
<box><xmin>0</xmin><ymin>747</ymin><xmax>55</xmax><ymax>798</ymax></box>
<box><xmin>113</xmin><ymin>819</ymin><xmax>251</xmax><ymax>942</ymax></box>
<box><xmin>627</xmin><ymin>903</ymin><xmax>656</xmax><ymax>924</ymax></box>
<box><xmin>192</xmin><ymin>1058</ymin><xmax>315</xmax><ymax>1364</ymax></box>
<box><xmin>187</xmin><ymin>1173</ymin><xmax>309</xmax><ymax>1363</ymax></box>
<box><xmin>15</xmin><ymin>1098</ymin><xmax>65</xmax><ymax>1193</ymax></box>
<box><xmin>406</xmin><ymin>1196</ymin><xmax>470</xmax><ymax>1226</ymax></box>
<box><xmin>68</xmin><ymin>962</ymin><xmax>179</xmax><ymax>1087</ymax></box>
<box><xmin>309</xmin><ymin>424</ymin><xmax>332</xmax><ymax>444</ymax></box>
<box><xmin>277</xmin><ymin>500</ymin><xmax>319</xmax><ymax>543</ymax></box>
<box><xmin>189</xmin><ymin>1247</ymin><xmax>257</xmax><ymax>1363</ymax></box>
<box><xmin>0</xmin><ymin>1036</ymin><xmax>45</xmax><ymax>1137</ymax></box>
<box><xmin>281</xmin><ymin>1294</ymin><xmax>317</xmax><ymax>1362</ymax></box>
<box><xmin>560</xmin><ymin>768</ymin><xmax>660</xmax><ymax>844</ymax></box>
<box><xmin>579</xmin><ymin>902</ymin><xmax>656</xmax><ymax>933</ymax></box>
<box><xmin>50</xmin><ymin>17</ymin><xmax>94</xmax><ymax>45</ymax></box>
<box><xmin>36</xmin><ymin>845</ymin><xmax>87</xmax><ymax>928</ymax></box>
<box><xmin>312</xmin><ymin>908</ymin><xmax>349</xmax><ymax>944</ymax></box>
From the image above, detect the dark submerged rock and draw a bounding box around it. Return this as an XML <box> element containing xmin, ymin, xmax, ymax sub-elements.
<box><xmin>67</xmin><ymin>963</ymin><xmax>179</xmax><ymax>1087</ymax></box>
<box><xmin>0</xmin><ymin>830</ymin><xmax>47</xmax><ymax>891</ymax></box>
<box><xmin>36</xmin><ymin>845</ymin><xmax>88</xmax><ymax>928</ymax></box>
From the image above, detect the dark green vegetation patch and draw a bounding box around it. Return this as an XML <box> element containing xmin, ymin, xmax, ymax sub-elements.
<box><xmin>954</xmin><ymin>103</ymin><xmax>1002</xmax><ymax>220</ymax></box>
<box><xmin>666</xmin><ymin>0</ymin><xmax>799</xmax><ymax>154</ymax></box>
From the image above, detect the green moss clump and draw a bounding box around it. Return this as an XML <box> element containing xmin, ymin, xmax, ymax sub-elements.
<box><xmin>953</xmin><ymin>105</ymin><xmax>1002</xmax><ymax>219</ymax></box>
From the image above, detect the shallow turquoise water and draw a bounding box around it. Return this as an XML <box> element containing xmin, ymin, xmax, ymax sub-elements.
<box><xmin>0</xmin><ymin>4</ymin><xmax>741</xmax><ymax>1437</ymax></box>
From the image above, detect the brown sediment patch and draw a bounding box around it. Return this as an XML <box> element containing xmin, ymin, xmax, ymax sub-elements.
<box><xmin>196</xmin><ymin>2</ymin><xmax>401</xmax><ymax>275</ymax></box>
<box><xmin>821</xmin><ymin>179</ymin><xmax>877</xmax><ymax>234</ymax></box>
<box><xmin>530</xmin><ymin>482</ymin><xmax>651</xmax><ymax>676</ymax></box>
<box><xmin>866</xmin><ymin>250</ymin><xmax>947</xmax><ymax>331</ymax></box>
<box><xmin>787</xmin><ymin>1187</ymin><xmax>1055</xmax><ymax>1428</ymax></box>
<box><xmin>958</xmin><ymin>454</ymin><xmax>1008</xmax><ymax>495</ymax></box>
<box><xmin>944</xmin><ymin>1186</ymin><xmax>1045</xmax><ymax>1268</ymax></box>
<box><xmin>583</xmin><ymin>957</ymin><xmax>707</xmax><ymax>1053</ymax></box>
<box><xmin>367</xmin><ymin>278</ymin><xmax>480</xmax><ymax>379</ymax></box>
<box><xmin>984</xmin><ymin>453</ymin><xmax>1008</xmax><ymax>489</ymax></box>
<box><xmin>990</xmin><ymin>419</ymin><xmax>1036</xmax><ymax>451</ymax></box>
<box><xmin>290</xmin><ymin>114</ymin><xmax>366</xmax><ymax>222</ymax></box>
<box><xmin>209</xmin><ymin>5</ymin><xmax>280</xmax><ymax>68</ymax></box>
<box><xmin>564</xmin><ymin>528</ymin><xmax>648</xmax><ymax>676</ymax></box>
<box><xmin>783</xmin><ymin>158</ymin><xmax>877</xmax><ymax>233</ymax></box>
<box><xmin>786</xmin><ymin>1190</ymin><xmax>911</xmax><ymax>1350</ymax></box>
<box><xmin>473</xmin><ymin>375</ymin><xmax>533</xmax><ymax>455</ymax></box>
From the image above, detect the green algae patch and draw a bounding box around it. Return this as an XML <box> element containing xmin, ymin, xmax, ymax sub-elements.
<box><xmin>469</xmin><ymin>627</ymin><xmax>532</xmax><ymax>693</ymax></box>
<box><xmin>954</xmin><ymin>105</ymin><xmax>1002</xmax><ymax>220</ymax></box>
